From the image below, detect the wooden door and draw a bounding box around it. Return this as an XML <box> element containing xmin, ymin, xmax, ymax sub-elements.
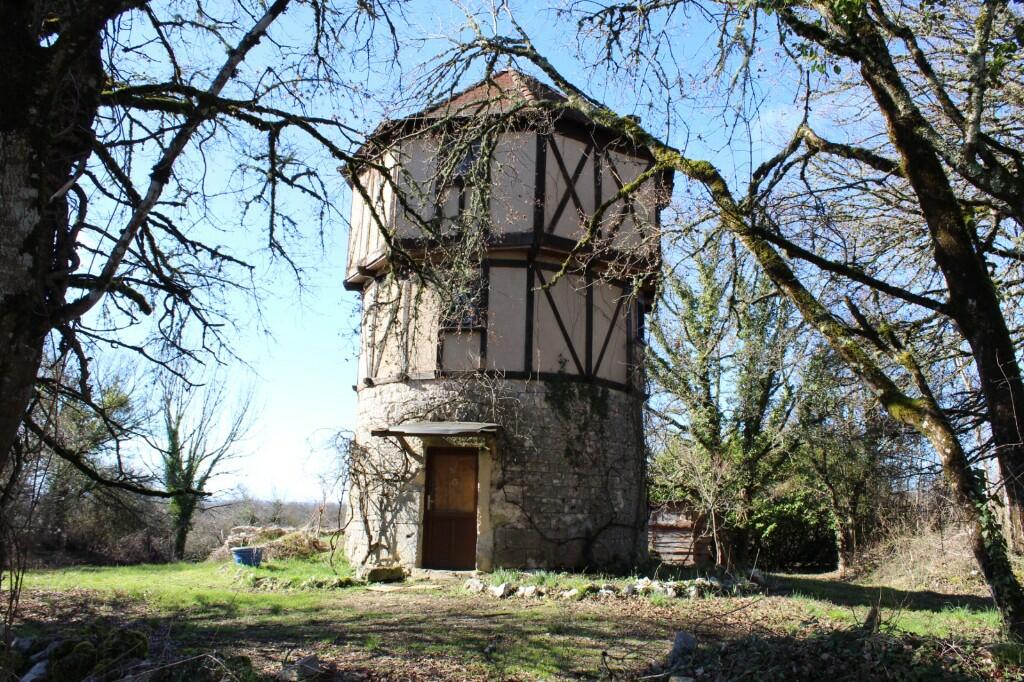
<box><xmin>422</xmin><ymin>448</ymin><xmax>478</xmax><ymax>570</ymax></box>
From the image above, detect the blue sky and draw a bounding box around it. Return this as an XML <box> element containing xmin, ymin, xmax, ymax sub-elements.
<box><xmin>129</xmin><ymin>0</ymin><xmax>807</xmax><ymax>501</ymax></box>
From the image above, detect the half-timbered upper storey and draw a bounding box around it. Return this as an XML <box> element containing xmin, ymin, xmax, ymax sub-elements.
<box><xmin>345</xmin><ymin>70</ymin><xmax>674</xmax><ymax>392</ymax></box>
<box><xmin>345</xmin><ymin>71</ymin><xmax>672</xmax><ymax>287</ymax></box>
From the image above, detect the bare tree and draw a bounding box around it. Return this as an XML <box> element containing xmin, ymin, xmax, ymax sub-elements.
<box><xmin>0</xmin><ymin>0</ymin><xmax>398</xmax><ymax>486</ymax></box>
<box><xmin>0</xmin><ymin>0</ymin><xmax>403</xmax><ymax>639</ymax></box>
<box><xmin>155</xmin><ymin>375</ymin><xmax>252</xmax><ymax>560</ymax></box>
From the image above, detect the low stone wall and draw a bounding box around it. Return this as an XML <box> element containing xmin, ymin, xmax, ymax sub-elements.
<box><xmin>345</xmin><ymin>376</ymin><xmax>648</xmax><ymax>571</ymax></box>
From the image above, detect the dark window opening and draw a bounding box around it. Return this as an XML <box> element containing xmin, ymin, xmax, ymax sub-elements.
<box><xmin>441</xmin><ymin>274</ymin><xmax>486</xmax><ymax>332</ymax></box>
<box><xmin>434</xmin><ymin>139</ymin><xmax>483</xmax><ymax>222</ymax></box>
<box><xmin>453</xmin><ymin>140</ymin><xmax>481</xmax><ymax>179</ymax></box>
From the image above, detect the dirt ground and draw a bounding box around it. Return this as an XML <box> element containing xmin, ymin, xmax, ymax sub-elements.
<box><xmin>13</xmin><ymin>576</ymin><xmax>1016</xmax><ymax>681</ymax></box>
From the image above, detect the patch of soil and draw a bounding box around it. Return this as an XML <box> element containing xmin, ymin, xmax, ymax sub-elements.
<box><xmin>13</xmin><ymin>586</ymin><xmax>1016</xmax><ymax>681</ymax></box>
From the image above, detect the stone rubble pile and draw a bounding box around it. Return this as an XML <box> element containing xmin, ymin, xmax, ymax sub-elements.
<box><xmin>210</xmin><ymin>526</ymin><xmax>338</xmax><ymax>563</ymax></box>
<box><xmin>225</xmin><ymin>525</ymin><xmax>296</xmax><ymax>548</ymax></box>
<box><xmin>208</xmin><ymin>525</ymin><xmax>299</xmax><ymax>561</ymax></box>
<box><xmin>464</xmin><ymin>573</ymin><xmax>765</xmax><ymax>601</ymax></box>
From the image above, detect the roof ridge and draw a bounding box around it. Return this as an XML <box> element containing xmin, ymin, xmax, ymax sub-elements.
<box><xmin>417</xmin><ymin>69</ymin><xmax>567</xmax><ymax>119</ymax></box>
<box><xmin>505</xmin><ymin>69</ymin><xmax>564</xmax><ymax>103</ymax></box>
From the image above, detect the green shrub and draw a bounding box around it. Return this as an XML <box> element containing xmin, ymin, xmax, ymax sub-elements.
<box><xmin>749</xmin><ymin>489</ymin><xmax>836</xmax><ymax>571</ymax></box>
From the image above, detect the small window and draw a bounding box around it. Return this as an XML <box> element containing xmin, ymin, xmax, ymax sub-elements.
<box><xmin>453</xmin><ymin>140</ymin><xmax>481</xmax><ymax>179</ymax></box>
<box><xmin>434</xmin><ymin>139</ymin><xmax>483</xmax><ymax>221</ymax></box>
<box><xmin>441</xmin><ymin>275</ymin><xmax>486</xmax><ymax>331</ymax></box>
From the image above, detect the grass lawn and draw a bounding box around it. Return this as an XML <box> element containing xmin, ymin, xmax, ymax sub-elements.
<box><xmin>23</xmin><ymin>552</ymin><xmax>358</xmax><ymax>613</ymax></box>
<box><xmin>15</xmin><ymin>560</ymin><xmax>1018</xmax><ymax>680</ymax></box>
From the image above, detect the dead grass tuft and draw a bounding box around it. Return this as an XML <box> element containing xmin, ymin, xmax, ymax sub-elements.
<box><xmin>856</xmin><ymin>524</ymin><xmax>991</xmax><ymax>594</ymax></box>
<box><xmin>261</xmin><ymin>532</ymin><xmax>328</xmax><ymax>560</ymax></box>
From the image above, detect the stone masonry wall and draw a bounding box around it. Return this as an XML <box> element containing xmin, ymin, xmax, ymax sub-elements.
<box><xmin>344</xmin><ymin>376</ymin><xmax>648</xmax><ymax>571</ymax></box>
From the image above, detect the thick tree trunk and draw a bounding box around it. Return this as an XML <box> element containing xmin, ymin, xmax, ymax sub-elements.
<box><xmin>172</xmin><ymin>523</ymin><xmax>189</xmax><ymax>561</ymax></box>
<box><xmin>732</xmin><ymin>526</ymin><xmax>750</xmax><ymax>569</ymax></box>
<box><xmin>868</xmin><ymin>86</ymin><xmax>1024</xmax><ymax>553</ymax></box>
<box><xmin>852</xmin><ymin>13</ymin><xmax>1024</xmax><ymax>551</ymax></box>
<box><xmin>834</xmin><ymin>514</ymin><xmax>855</xmax><ymax>577</ymax></box>
<box><xmin>732</xmin><ymin>486</ymin><xmax>755</xmax><ymax>568</ymax></box>
<box><xmin>745</xmin><ymin>6</ymin><xmax>1024</xmax><ymax>635</ymax></box>
<box><xmin>0</xmin><ymin>5</ymin><xmax>105</xmax><ymax>472</ymax></box>
<box><xmin>0</xmin><ymin>134</ymin><xmax>47</xmax><ymax>471</ymax></box>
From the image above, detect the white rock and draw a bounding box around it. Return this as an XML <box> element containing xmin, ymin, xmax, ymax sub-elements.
<box><xmin>489</xmin><ymin>582</ymin><xmax>514</xmax><ymax>598</ymax></box>
<box><xmin>560</xmin><ymin>588</ymin><xmax>581</xmax><ymax>600</ymax></box>
<box><xmin>623</xmin><ymin>584</ymin><xmax>637</xmax><ymax>597</ymax></box>
<box><xmin>464</xmin><ymin>578</ymin><xmax>486</xmax><ymax>593</ymax></box>
<box><xmin>516</xmin><ymin>585</ymin><xmax>539</xmax><ymax>598</ymax></box>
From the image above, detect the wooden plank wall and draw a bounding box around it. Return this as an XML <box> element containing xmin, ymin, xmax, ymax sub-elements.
<box><xmin>648</xmin><ymin>503</ymin><xmax>715</xmax><ymax>567</ymax></box>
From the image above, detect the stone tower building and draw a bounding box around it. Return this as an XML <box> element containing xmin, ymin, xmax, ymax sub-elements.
<box><xmin>343</xmin><ymin>71</ymin><xmax>673</xmax><ymax>572</ymax></box>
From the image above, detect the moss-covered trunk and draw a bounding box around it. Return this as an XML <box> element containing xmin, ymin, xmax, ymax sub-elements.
<box><xmin>850</xmin><ymin>25</ymin><xmax>1024</xmax><ymax>557</ymax></box>
<box><xmin>739</xmin><ymin>213</ymin><xmax>1024</xmax><ymax>637</ymax></box>
<box><xmin>169</xmin><ymin>494</ymin><xmax>197</xmax><ymax>561</ymax></box>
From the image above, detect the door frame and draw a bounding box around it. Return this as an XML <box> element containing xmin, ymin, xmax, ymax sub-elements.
<box><xmin>421</xmin><ymin>446</ymin><xmax>479</xmax><ymax>570</ymax></box>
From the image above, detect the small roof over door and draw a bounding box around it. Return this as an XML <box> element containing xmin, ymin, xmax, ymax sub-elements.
<box><xmin>370</xmin><ymin>421</ymin><xmax>499</xmax><ymax>438</ymax></box>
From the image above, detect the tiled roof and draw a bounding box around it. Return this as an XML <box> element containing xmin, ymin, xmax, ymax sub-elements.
<box><xmin>417</xmin><ymin>69</ymin><xmax>569</xmax><ymax>119</ymax></box>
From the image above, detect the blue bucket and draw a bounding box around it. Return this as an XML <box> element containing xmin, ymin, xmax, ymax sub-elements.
<box><xmin>231</xmin><ymin>546</ymin><xmax>263</xmax><ymax>567</ymax></box>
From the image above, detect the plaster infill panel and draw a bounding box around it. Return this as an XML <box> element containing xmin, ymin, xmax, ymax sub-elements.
<box><xmin>486</xmin><ymin>266</ymin><xmax>527</xmax><ymax>373</ymax></box>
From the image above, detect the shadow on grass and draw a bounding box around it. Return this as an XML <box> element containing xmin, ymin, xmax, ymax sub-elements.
<box><xmin>670</xmin><ymin>626</ymin><xmax>992</xmax><ymax>682</ymax></box>
<box><xmin>776</xmin><ymin>574</ymin><xmax>993</xmax><ymax>613</ymax></box>
<box><xmin>17</xmin><ymin>586</ymin><xmax>1013</xmax><ymax>680</ymax></box>
<box><xmin>15</xmin><ymin>598</ymin><xmax>663</xmax><ymax>678</ymax></box>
